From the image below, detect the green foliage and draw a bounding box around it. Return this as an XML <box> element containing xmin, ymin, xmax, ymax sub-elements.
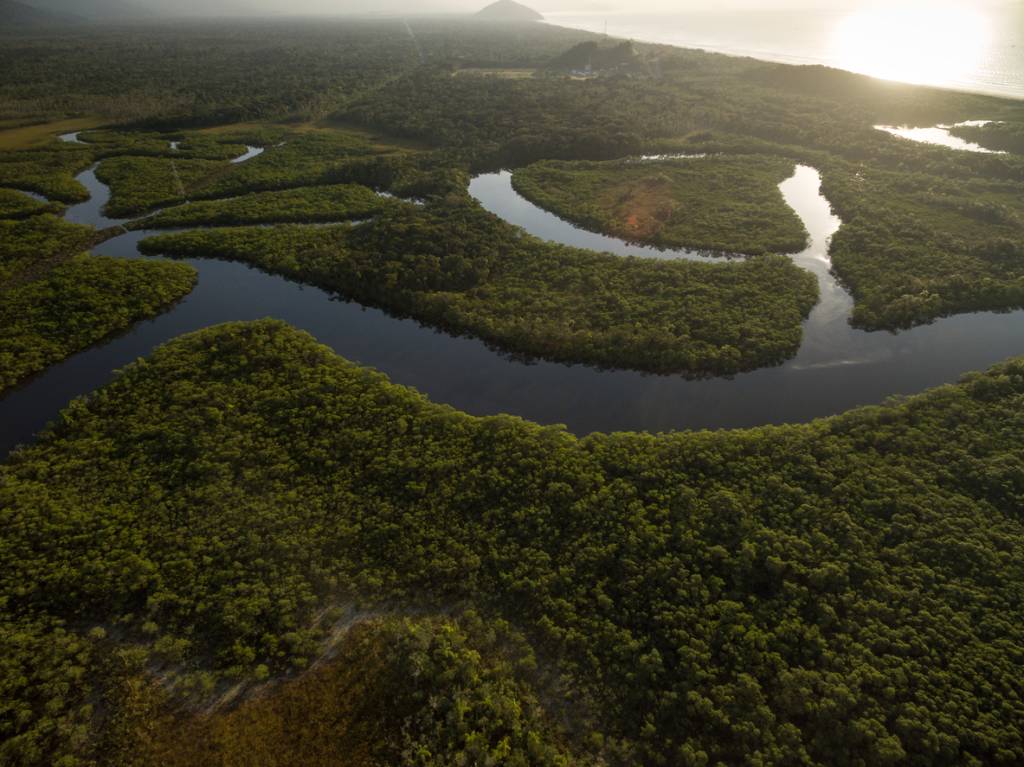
<box><xmin>0</xmin><ymin>147</ymin><xmax>92</xmax><ymax>203</ymax></box>
<box><xmin>345</xmin><ymin>68</ymin><xmax>651</xmax><ymax>165</ymax></box>
<box><xmin>0</xmin><ymin>188</ymin><xmax>60</xmax><ymax>219</ymax></box>
<box><xmin>121</xmin><ymin>616</ymin><xmax>579</xmax><ymax>766</ymax></box>
<box><xmin>513</xmin><ymin>156</ymin><xmax>809</xmax><ymax>254</ymax></box>
<box><xmin>0</xmin><ymin>21</ymin><xmax>418</xmax><ymax>125</ymax></box>
<box><xmin>140</xmin><ymin>223</ymin><xmax>351</xmax><ymax>279</ymax></box>
<box><xmin>387</xmin><ymin>615</ymin><xmax>576</xmax><ymax>767</ymax></box>
<box><xmin>74</xmin><ymin>129</ymin><xmax>180</xmax><ymax>157</ymax></box>
<box><xmin>0</xmin><ymin>213</ymin><xmax>95</xmax><ymax>285</ymax></box>
<box><xmin>822</xmin><ymin>162</ymin><xmax>1024</xmax><ymax>328</ymax></box>
<box><xmin>131</xmin><ymin>183</ymin><xmax>399</xmax><ymax>230</ymax></box>
<box><xmin>339</xmin><ymin>31</ymin><xmax>1024</xmax><ymax>324</ymax></box>
<box><xmin>949</xmin><ymin>121</ymin><xmax>1024</xmax><ymax>154</ymax></box>
<box><xmin>94</xmin><ymin>155</ymin><xmax>227</xmax><ymax>217</ymax></box>
<box><xmin>546</xmin><ymin>40</ymin><xmax>640</xmax><ymax>73</ymax></box>
<box><xmin>0</xmin><ymin>19</ymin><xmax>594</xmax><ymax>125</ymax></box>
<box><xmin>0</xmin><ymin>204</ymin><xmax>196</xmax><ymax>395</ymax></box>
<box><xmin>342</xmin><ymin>52</ymin><xmax>1024</xmax><ymax>170</ymax></box>
<box><xmin>2</xmin><ymin>319</ymin><xmax>1024</xmax><ymax>765</ymax></box>
<box><xmin>76</xmin><ymin>128</ymin><xmax>250</xmax><ymax>161</ymax></box>
<box><xmin>0</xmin><ymin>255</ymin><xmax>196</xmax><ymax>392</ymax></box>
<box><xmin>0</xmin><ymin>617</ymin><xmax>100</xmax><ymax>767</ymax></box>
<box><xmin>191</xmin><ymin>131</ymin><xmax>399</xmax><ymax>200</ymax></box>
<box><xmin>139</xmin><ymin>199</ymin><xmax>819</xmax><ymax>375</ymax></box>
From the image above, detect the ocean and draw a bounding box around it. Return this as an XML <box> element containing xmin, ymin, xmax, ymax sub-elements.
<box><xmin>544</xmin><ymin>4</ymin><xmax>1024</xmax><ymax>101</ymax></box>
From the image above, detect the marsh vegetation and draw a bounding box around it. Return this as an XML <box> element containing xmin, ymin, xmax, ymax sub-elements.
<box><xmin>512</xmin><ymin>156</ymin><xmax>809</xmax><ymax>255</ymax></box>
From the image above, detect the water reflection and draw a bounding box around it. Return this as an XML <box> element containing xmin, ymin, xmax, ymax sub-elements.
<box><xmin>832</xmin><ymin>3</ymin><xmax>992</xmax><ymax>89</ymax></box>
<box><xmin>63</xmin><ymin>165</ymin><xmax>132</xmax><ymax>228</ymax></box>
<box><xmin>874</xmin><ymin>122</ymin><xmax>1005</xmax><ymax>154</ymax></box>
<box><xmin>469</xmin><ymin>170</ymin><xmax>718</xmax><ymax>262</ymax></box>
<box><xmin>2</xmin><ymin>161</ymin><xmax>1024</xmax><ymax>458</ymax></box>
<box><xmin>230</xmin><ymin>146</ymin><xmax>265</xmax><ymax>164</ymax></box>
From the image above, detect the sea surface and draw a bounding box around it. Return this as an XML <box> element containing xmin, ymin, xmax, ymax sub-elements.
<box><xmin>545</xmin><ymin>4</ymin><xmax>1024</xmax><ymax>100</ymax></box>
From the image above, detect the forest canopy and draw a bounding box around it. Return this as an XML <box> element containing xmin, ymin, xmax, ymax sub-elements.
<box><xmin>512</xmin><ymin>155</ymin><xmax>809</xmax><ymax>255</ymax></box>
<box><xmin>0</xmin><ymin>204</ymin><xmax>195</xmax><ymax>395</ymax></box>
<box><xmin>1</xmin><ymin>319</ymin><xmax>1023</xmax><ymax>765</ymax></box>
<box><xmin>138</xmin><ymin>202</ymin><xmax>819</xmax><ymax>376</ymax></box>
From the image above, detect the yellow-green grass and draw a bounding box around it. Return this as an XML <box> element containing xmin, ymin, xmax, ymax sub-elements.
<box><xmin>0</xmin><ymin>117</ymin><xmax>107</xmax><ymax>150</ymax></box>
<box><xmin>453</xmin><ymin>67</ymin><xmax>537</xmax><ymax>79</ymax></box>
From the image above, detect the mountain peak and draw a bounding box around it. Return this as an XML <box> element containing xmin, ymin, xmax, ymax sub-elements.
<box><xmin>475</xmin><ymin>0</ymin><xmax>544</xmax><ymax>22</ymax></box>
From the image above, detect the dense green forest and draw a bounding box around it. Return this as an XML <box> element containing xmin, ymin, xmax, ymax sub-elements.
<box><xmin>627</xmin><ymin>128</ymin><xmax>1024</xmax><ymax>329</ymax></box>
<box><xmin>138</xmin><ymin>205</ymin><xmax>819</xmax><ymax>375</ymax></box>
<box><xmin>0</xmin><ymin>211</ymin><xmax>195</xmax><ymax>393</ymax></box>
<box><xmin>76</xmin><ymin>128</ymin><xmax>251</xmax><ymax>161</ymax></box>
<box><xmin>94</xmin><ymin>156</ymin><xmax>229</xmax><ymax>217</ymax></box>
<box><xmin>2</xmin><ymin>320</ymin><xmax>1023</xmax><ymax>765</ymax></box>
<box><xmin>0</xmin><ymin>188</ymin><xmax>59</xmax><ymax>219</ymax></box>
<box><xmin>512</xmin><ymin>156</ymin><xmax>809</xmax><ymax>254</ymax></box>
<box><xmin>821</xmin><ymin>162</ymin><xmax>1024</xmax><ymax>328</ymax></box>
<box><xmin>129</xmin><ymin>183</ymin><xmax>401</xmax><ymax>230</ymax></box>
<box><xmin>340</xmin><ymin>61</ymin><xmax>1024</xmax><ymax>169</ymax></box>
<box><xmin>0</xmin><ymin>213</ymin><xmax>92</xmax><ymax>285</ymax></box>
<box><xmin>0</xmin><ymin>255</ymin><xmax>196</xmax><ymax>392</ymax></box>
<box><xmin>949</xmin><ymin>121</ymin><xmax>1024</xmax><ymax>154</ymax></box>
<box><xmin>0</xmin><ymin>20</ymin><xmax>593</xmax><ymax>126</ymax></box>
<box><xmin>112</xmin><ymin>615</ymin><xmax>578</xmax><ymax>766</ymax></box>
<box><xmin>0</xmin><ymin>146</ymin><xmax>92</xmax><ymax>202</ymax></box>
<box><xmin>335</xmin><ymin>38</ymin><xmax>1024</xmax><ymax>327</ymax></box>
<box><xmin>186</xmin><ymin>130</ymin><xmax>432</xmax><ymax>199</ymax></box>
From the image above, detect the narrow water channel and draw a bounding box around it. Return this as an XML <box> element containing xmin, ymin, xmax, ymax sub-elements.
<box><xmin>874</xmin><ymin>121</ymin><xmax>1006</xmax><ymax>154</ymax></box>
<box><xmin>2</xmin><ymin>145</ymin><xmax>1023</xmax><ymax>456</ymax></box>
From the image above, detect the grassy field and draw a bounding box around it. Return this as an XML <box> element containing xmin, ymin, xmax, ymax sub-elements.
<box><xmin>452</xmin><ymin>67</ymin><xmax>537</xmax><ymax>79</ymax></box>
<box><xmin>311</xmin><ymin>118</ymin><xmax>434</xmax><ymax>151</ymax></box>
<box><xmin>194</xmin><ymin>118</ymin><xmax>431</xmax><ymax>153</ymax></box>
<box><xmin>0</xmin><ymin>117</ymin><xmax>106</xmax><ymax>150</ymax></box>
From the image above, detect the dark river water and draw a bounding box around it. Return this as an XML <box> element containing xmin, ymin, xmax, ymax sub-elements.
<box><xmin>2</xmin><ymin>143</ymin><xmax>1023</xmax><ymax>456</ymax></box>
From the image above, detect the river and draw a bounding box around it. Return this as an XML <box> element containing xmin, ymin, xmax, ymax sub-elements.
<box><xmin>2</xmin><ymin>137</ymin><xmax>1023</xmax><ymax>455</ymax></box>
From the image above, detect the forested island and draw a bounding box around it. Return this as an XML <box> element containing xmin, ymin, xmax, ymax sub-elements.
<box><xmin>1</xmin><ymin>11</ymin><xmax>1024</xmax><ymax>767</ymax></box>
<box><xmin>511</xmin><ymin>156</ymin><xmax>809</xmax><ymax>254</ymax></box>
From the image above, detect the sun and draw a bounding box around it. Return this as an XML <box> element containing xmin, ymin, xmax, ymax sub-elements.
<box><xmin>831</xmin><ymin>2</ymin><xmax>991</xmax><ymax>88</ymax></box>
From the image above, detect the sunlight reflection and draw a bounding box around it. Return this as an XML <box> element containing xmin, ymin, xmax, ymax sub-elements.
<box><xmin>831</xmin><ymin>2</ymin><xmax>992</xmax><ymax>87</ymax></box>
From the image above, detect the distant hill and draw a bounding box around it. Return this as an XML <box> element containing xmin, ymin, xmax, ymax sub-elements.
<box><xmin>475</xmin><ymin>0</ymin><xmax>544</xmax><ymax>22</ymax></box>
<box><xmin>547</xmin><ymin>40</ymin><xmax>639</xmax><ymax>73</ymax></box>
<box><xmin>0</xmin><ymin>0</ymin><xmax>80</xmax><ymax>27</ymax></box>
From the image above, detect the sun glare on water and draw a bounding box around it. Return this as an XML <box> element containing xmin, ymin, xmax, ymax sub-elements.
<box><xmin>832</xmin><ymin>2</ymin><xmax>991</xmax><ymax>88</ymax></box>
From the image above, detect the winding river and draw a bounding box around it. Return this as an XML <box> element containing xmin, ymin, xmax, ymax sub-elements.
<box><xmin>2</xmin><ymin>138</ymin><xmax>1023</xmax><ymax>456</ymax></box>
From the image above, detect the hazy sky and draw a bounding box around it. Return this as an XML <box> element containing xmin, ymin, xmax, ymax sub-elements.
<box><xmin>245</xmin><ymin>1</ymin><xmax>854</xmax><ymax>11</ymax></box>
<box><xmin>217</xmin><ymin>0</ymin><xmax>1014</xmax><ymax>16</ymax></box>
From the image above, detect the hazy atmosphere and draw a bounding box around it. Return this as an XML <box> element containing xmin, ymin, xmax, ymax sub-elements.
<box><xmin>20</xmin><ymin>0</ymin><xmax>1020</xmax><ymax>15</ymax></box>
